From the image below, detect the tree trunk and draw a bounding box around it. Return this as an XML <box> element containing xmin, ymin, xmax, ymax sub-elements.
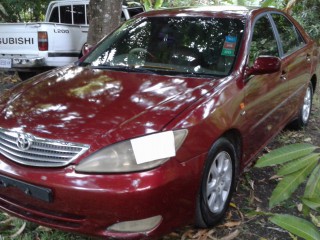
<box><xmin>87</xmin><ymin>0</ymin><xmax>122</xmax><ymax>46</ymax></box>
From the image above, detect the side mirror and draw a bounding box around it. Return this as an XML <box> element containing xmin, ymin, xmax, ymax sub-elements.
<box><xmin>246</xmin><ymin>56</ymin><xmax>281</xmax><ymax>76</ymax></box>
<box><xmin>77</xmin><ymin>43</ymin><xmax>94</xmax><ymax>64</ymax></box>
<box><xmin>81</xmin><ymin>43</ymin><xmax>93</xmax><ymax>57</ymax></box>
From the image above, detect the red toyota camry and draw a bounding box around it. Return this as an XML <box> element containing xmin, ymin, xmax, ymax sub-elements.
<box><xmin>0</xmin><ymin>6</ymin><xmax>318</xmax><ymax>239</ymax></box>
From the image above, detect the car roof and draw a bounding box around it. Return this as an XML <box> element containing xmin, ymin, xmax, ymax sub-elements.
<box><xmin>139</xmin><ymin>5</ymin><xmax>258</xmax><ymax>19</ymax></box>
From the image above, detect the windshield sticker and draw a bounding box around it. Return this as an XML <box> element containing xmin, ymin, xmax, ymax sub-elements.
<box><xmin>221</xmin><ymin>36</ymin><xmax>237</xmax><ymax>57</ymax></box>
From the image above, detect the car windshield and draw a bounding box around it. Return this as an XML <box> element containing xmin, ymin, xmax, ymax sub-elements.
<box><xmin>81</xmin><ymin>16</ymin><xmax>245</xmax><ymax>77</ymax></box>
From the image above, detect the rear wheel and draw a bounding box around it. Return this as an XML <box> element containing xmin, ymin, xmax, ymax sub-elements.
<box><xmin>195</xmin><ymin>137</ymin><xmax>237</xmax><ymax>227</ymax></box>
<box><xmin>291</xmin><ymin>82</ymin><xmax>313</xmax><ymax>129</ymax></box>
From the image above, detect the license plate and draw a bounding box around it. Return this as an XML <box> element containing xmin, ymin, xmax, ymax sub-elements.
<box><xmin>0</xmin><ymin>58</ymin><xmax>12</xmax><ymax>68</ymax></box>
<box><xmin>0</xmin><ymin>174</ymin><xmax>53</xmax><ymax>202</ymax></box>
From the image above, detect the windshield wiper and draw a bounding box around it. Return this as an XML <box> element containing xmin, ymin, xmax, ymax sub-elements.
<box><xmin>142</xmin><ymin>65</ymin><xmax>176</xmax><ymax>71</ymax></box>
<box><xmin>89</xmin><ymin>65</ymin><xmax>134</xmax><ymax>71</ymax></box>
<box><xmin>88</xmin><ymin>64</ymin><xmax>158</xmax><ymax>74</ymax></box>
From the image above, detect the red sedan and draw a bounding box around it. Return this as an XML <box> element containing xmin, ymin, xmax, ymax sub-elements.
<box><xmin>0</xmin><ymin>6</ymin><xmax>318</xmax><ymax>239</ymax></box>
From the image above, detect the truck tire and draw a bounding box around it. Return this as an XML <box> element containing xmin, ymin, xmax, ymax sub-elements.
<box><xmin>18</xmin><ymin>72</ymin><xmax>37</xmax><ymax>81</ymax></box>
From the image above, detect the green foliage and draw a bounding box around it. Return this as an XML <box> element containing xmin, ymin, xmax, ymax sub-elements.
<box><xmin>255</xmin><ymin>143</ymin><xmax>320</xmax><ymax>239</ymax></box>
<box><xmin>0</xmin><ymin>0</ymin><xmax>50</xmax><ymax>22</ymax></box>
<box><xmin>292</xmin><ymin>0</ymin><xmax>320</xmax><ymax>42</ymax></box>
<box><xmin>270</xmin><ymin>155</ymin><xmax>318</xmax><ymax>208</ymax></box>
<box><xmin>140</xmin><ymin>0</ymin><xmax>256</xmax><ymax>9</ymax></box>
<box><xmin>270</xmin><ymin>214</ymin><xmax>320</xmax><ymax>240</ymax></box>
<box><xmin>141</xmin><ymin>0</ymin><xmax>164</xmax><ymax>10</ymax></box>
<box><xmin>304</xmin><ymin>164</ymin><xmax>320</xmax><ymax>199</ymax></box>
<box><xmin>302</xmin><ymin>197</ymin><xmax>320</xmax><ymax>211</ymax></box>
<box><xmin>260</xmin><ymin>0</ymin><xmax>285</xmax><ymax>8</ymax></box>
<box><xmin>255</xmin><ymin>143</ymin><xmax>318</xmax><ymax>168</ymax></box>
<box><xmin>255</xmin><ymin>144</ymin><xmax>320</xmax><ymax>208</ymax></box>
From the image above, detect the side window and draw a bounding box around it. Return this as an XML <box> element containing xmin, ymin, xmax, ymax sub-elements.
<box><xmin>73</xmin><ymin>5</ymin><xmax>86</xmax><ymax>24</ymax></box>
<box><xmin>249</xmin><ymin>16</ymin><xmax>279</xmax><ymax>66</ymax></box>
<box><xmin>49</xmin><ymin>6</ymin><xmax>59</xmax><ymax>23</ymax></box>
<box><xmin>271</xmin><ymin>14</ymin><xmax>305</xmax><ymax>56</ymax></box>
<box><xmin>60</xmin><ymin>5</ymin><xmax>72</xmax><ymax>24</ymax></box>
<box><xmin>128</xmin><ymin>8</ymin><xmax>144</xmax><ymax>18</ymax></box>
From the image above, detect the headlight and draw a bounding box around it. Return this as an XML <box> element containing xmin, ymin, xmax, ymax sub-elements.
<box><xmin>75</xmin><ymin>129</ymin><xmax>188</xmax><ymax>173</ymax></box>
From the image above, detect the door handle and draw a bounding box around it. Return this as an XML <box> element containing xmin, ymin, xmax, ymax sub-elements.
<box><xmin>280</xmin><ymin>75</ymin><xmax>287</xmax><ymax>81</ymax></box>
<box><xmin>280</xmin><ymin>70</ymin><xmax>287</xmax><ymax>81</ymax></box>
<box><xmin>306</xmin><ymin>54</ymin><xmax>311</xmax><ymax>62</ymax></box>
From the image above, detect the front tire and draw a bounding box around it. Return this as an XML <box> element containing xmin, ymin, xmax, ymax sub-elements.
<box><xmin>195</xmin><ymin>137</ymin><xmax>237</xmax><ymax>228</ymax></box>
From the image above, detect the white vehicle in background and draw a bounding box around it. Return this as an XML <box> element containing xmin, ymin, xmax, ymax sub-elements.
<box><xmin>0</xmin><ymin>0</ymin><xmax>144</xmax><ymax>79</ymax></box>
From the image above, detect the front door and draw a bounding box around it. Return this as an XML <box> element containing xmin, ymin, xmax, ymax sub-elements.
<box><xmin>242</xmin><ymin>14</ymin><xmax>287</xmax><ymax>162</ymax></box>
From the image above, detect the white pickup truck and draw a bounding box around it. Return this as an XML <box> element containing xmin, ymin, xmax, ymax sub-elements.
<box><xmin>0</xmin><ymin>0</ymin><xmax>144</xmax><ymax>79</ymax></box>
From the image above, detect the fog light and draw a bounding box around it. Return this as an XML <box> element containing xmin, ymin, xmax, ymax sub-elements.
<box><xmin>107</xmin><ymin>215</ymin><xmax>162</xmax><ymax>233</ymax></box>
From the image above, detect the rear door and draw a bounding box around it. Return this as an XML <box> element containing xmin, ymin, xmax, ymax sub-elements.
<box><xmin>270</xmin><ymin>13</ymin><xmax>312</xmax><ymax>118</ymax></box>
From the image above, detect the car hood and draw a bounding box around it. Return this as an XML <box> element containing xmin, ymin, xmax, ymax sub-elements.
<box><xmin>0</xmin><ymin>66</ymin><xmax>214</xmax><ymax>146</ymax></box>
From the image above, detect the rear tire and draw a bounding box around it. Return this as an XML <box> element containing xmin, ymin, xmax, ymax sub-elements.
<box><xmin>195</xmin><ymin>137</ymin><xmax>237</xmax><ymax>228</ymax></box>
<box><xmin>290</xmin><ymin>82</ymin><xmax>313</xmax><ymax>130</ymax></box>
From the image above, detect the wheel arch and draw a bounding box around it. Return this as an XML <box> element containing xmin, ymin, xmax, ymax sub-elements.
<box><xmin>194</xmin><ymin>128</ymin><xmax>243</xmax><ymax>228</ymax></box>
<box><xmin>220</xmin><ymin>129</ymin><xmax>243</xmax><ymax>178</ymax></box>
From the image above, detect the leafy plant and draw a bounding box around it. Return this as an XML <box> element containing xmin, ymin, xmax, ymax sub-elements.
<box><xmin>140</xmin><ymin>0</ymin><xmax>164</xmax><ymax>10</ymax></box>
<box><xmin>255</xmin><ymin>143</ymin><xmax>320</xmax><ymax>240</ymax></box>
<box><xmin>0</xmin><ymin>0</ymin><xmax>50</xmax><ymax>22</ymax></box>
<box><xmin>291</xmin><ymin>0</ymin><xmax>320</xmax><ymax>43</ymax></box>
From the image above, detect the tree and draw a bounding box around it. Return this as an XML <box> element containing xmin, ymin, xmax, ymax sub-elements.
<box><xmin>87</xmin><ymin>0</ymin><xmax>122</xmax><ymax>46</ymax></box>
<box><xmin>291</xmin><ymin>0</ymin><xmax>320</xmax><ymax>43</ymax></box>
<box><xmin>261</xmin><ymin>0</ymin><xmax>320</xmax><ymax>42</ymax></box>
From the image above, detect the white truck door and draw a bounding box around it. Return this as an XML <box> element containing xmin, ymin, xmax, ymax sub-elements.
<box><xmin>47</xmin><ymin>3</ymin><xmax>88</xmax><ymax>66</ymax></box>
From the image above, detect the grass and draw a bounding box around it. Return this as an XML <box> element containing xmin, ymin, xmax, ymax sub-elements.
<box><xmin>0</xmin><ymin>211</ymin><xmax>94</xmax><ymax>240</ymax></box>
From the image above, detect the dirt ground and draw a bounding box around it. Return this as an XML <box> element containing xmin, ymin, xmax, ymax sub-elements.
<box><xmin>0</xmin><ymin>70</ymin><xmax>319</xmax><ymax>240</ymax></box>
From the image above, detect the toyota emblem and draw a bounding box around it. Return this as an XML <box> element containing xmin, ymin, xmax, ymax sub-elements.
<box><xmin>16</xmin><ymin>133</ymin><xmax>33</xmax><ymax>151</ymax></box>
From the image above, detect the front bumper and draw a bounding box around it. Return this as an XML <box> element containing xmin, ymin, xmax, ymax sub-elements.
<box><xmin>0</xmin><ymin>154</ymin><xmax>205</xmax><ymax>239</ymax></box>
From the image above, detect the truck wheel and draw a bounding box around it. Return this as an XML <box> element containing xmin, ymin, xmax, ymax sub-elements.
<box><xmin>195</xmin><ymin>137</ymin><xmax>237</xmax><ymax>228</ymax></box>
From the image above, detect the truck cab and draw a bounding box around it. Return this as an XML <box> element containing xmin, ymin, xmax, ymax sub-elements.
<box><xmin>0</xmin><ymin>0</ymin><xmax>144</xmax><ymax>79</ymax></box>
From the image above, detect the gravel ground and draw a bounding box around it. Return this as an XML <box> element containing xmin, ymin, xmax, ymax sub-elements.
<box><xmin>0</xmin><ymin>71</ymin><xmax>22</xmax><ymax>93</ymax></box>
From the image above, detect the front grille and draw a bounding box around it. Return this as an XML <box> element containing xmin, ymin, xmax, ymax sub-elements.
<box><xmin>0</xmin><ymin>128</ymin><xmax>90</xmax><ymax>167</ymax></box>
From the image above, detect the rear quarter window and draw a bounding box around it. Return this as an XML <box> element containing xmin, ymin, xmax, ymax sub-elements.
<box><xmin>271</xmin><ymin>13</ymin><xmax>305</xmax><ymax>56</ymax></box>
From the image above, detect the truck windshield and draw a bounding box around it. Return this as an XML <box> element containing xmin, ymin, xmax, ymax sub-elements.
<box><xmin>81</xmin><ymin>17</ymin><xmax>245</xmax><ymax>77</ymax></box>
